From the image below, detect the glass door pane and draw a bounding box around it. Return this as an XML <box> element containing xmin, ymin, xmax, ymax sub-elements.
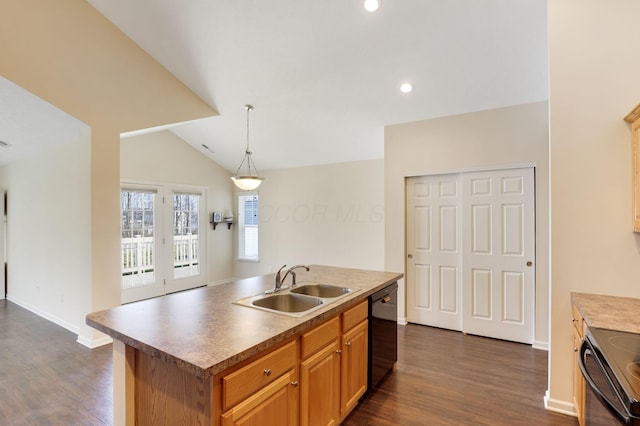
<box><xmin>120</xmin><ymin>188</ymin><xmax>164</xmax><ymax>303</ymax></box>
<box><xmin>172</xmin><ymin>193</ymin><xmax>200</xmax><ymax>279</ymax></box>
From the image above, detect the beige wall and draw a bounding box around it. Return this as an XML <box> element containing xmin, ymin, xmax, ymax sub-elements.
<box><xmin>0</xmin><ymin>0</ymin><xmax>215</xmax><ymax>346</ymax></box>
<box><xmin>384</xmin><ymin>101</ymin><xmax>550</xmax><ymax>345</ymax></box>
<box><xmin>547</xmin><ymin>0</ymin><xmax>640</xmax><ymax>413</ymax></box>
<box><xmin>120</xmin><ymin>131</ymin><xmax>235</xmax><ymax>284</ymax></box>
<box><xmin>235</xmin><ymin>159</ymin><xmax>385</xmax><ymax>280</ymax></box>
<box><xmin>0</xmin><ymin>133</ymin><xmax>94</xmax><ymax>341</ymax></box>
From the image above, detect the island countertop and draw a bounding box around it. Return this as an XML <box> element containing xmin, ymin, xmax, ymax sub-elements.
<box><xmin>86</xmin><ymin>265</ymin><xmax>402</xmax><ymax>378</ymax></box>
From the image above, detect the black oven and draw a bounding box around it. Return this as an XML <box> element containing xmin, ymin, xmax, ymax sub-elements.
<box><xmin>579</xmin><ymin>327</ymin><xmax>640</xmax><ymax>425</ymax></box>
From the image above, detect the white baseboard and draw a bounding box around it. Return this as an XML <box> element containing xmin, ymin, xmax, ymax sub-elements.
<box><xmin>6</xmin><ymin>295</ymin><xmax>111</xmax><ymax>349</ymax></box>
<box><xmin>8</xmin><ymin>295</ymin><xmax>80</xmax><ymax>335</ymax></box>
<box><xmin>208</xmin><ymin>278</ymin><xmax>237</xmax><ymax>287</ymax></box>
<box><xmin>532</xmin><ymin>339</ymin><xmax>549</xmax><ymax>351</ymax></box>
<box><xmin>77</xmin><ymin>334</ymin><xmax>113</xmax><ymax>349</ymax></box>
<box><xmin>544</xmin><ymin>390</ymin><xmax>577</xmax><ymax>417</ymax></box>
<box><xmin>398</xmin><ymin>316</ymin><xmax>408</xmax><ymax>325</ymax></box>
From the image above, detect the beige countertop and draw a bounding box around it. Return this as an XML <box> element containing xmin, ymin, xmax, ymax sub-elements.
<box><xmin>86</xmin><ymin>265</ymin><xmax>402</xmax><ymax>378</ymax></box>
<box><xmin>571</xmin><ymin>292</ymin><xmax>640</xmax><ymax>334</ymax></box>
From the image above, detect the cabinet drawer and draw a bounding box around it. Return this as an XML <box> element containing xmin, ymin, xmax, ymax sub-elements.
<box><xmin>342</xmin><ymin>300</ymin><xmax>368</xmax><ymax>332</ymax></box>
<box><xmin>222</xmin><ymin>340</ymin><xmax>297</xmax><ymax>411</ymax></box>
<box><xmin>301</xmin><ymin>316</ymin><xmax>340</xmax><ymax>360</ymax></box>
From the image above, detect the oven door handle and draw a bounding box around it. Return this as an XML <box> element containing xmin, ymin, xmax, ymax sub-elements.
<box><xmin>578</xmin><ymin>339</ymin><xmax>631</xmax><ymax>425</ymax></box>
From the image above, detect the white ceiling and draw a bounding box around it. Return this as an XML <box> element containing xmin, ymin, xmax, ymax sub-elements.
<box><xmin>1</xmin><ymin>1</ymin><xmax>548</xmax><ymax>172</ymax></box>
<box><xmin>0</xmin><ymin>77</ymin><xmax>89</xmax><ymax>168</ymax></box>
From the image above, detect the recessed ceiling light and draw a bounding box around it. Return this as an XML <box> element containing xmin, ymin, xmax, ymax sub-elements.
<box><xmin>400</xmin><ymin>83</ymin><xmax>413</xmax><ymax>93</ymax></box>
<box><xmin>364</xmin><ymin>0</ymin><xmax>380</xmax><ymax>12</ymax></box>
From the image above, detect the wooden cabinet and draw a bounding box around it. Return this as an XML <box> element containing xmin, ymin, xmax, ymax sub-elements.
<box><xmin>340</xmin><ymin>319</ymin><xmax>368</xmax><ymax>416</ymax></box>
<box><xmin>624</xmin><ymin>104</ymin><xmax>640</xmax><ymax>232</ymax></box>
<box><xmin>340</xmin><ymin>300</ymin><xmax>369</xmax><ymax>417</ymax></box>
<box><xmin>216</xmin><ymin>300</ymin><xmax>370</xmax><ymax>426</ymax></box>
<box><xmin>572</xmin><ymin>303</ymin><xmax>586</xmax><ymax>426</ymax></box>
<box><xmin>299</xmin><ymin>300</ymin><xmax>369</xmax><ymax>425</ymax></box>
<box><xmin>220</xmin><ymin>340</ymin><xmax>299</xmax><ymax>426</ymax></box>
<box><xmin>221</xmin><ymin>370</ymin><xmax>299</xmax><ymax>426</ymax></box>
<box><xmin>300</xmin><ymin>316</ymin><xmax>341</xmax><ymax>426</ymax></box>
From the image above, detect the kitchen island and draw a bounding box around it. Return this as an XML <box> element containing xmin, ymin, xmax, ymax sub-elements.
<box><xmin>87</xmin><ymin>265</ymin><xmax>402</xmax><ymax>426</ymax></box>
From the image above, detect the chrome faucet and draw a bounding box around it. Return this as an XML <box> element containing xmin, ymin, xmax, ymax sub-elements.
<box><xmin>273</xmin><ymin>264</ymin><xmax>310</xmax><ymax>291</ymax></box>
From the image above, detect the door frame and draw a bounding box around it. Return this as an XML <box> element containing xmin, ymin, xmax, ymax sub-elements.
<box><xmin>1</xmin><ymin>189</ymin><xmax>5</xmax><ymax>300</ymax></box>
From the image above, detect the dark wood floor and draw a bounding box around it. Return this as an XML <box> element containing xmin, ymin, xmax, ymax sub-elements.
<box><xmin>345</xmin><ymin>324</ymin><xmax>578</xmax><ymax>426</ymax></box>
<box><xmin>0</xmin><ymin>300</ymin><xmax>577</xmax><ymax>425</ymax></box>
<box><xmin>0</xmin><ymin>299</ymin><xmax>113</xmax><ymax>425</ymax></box>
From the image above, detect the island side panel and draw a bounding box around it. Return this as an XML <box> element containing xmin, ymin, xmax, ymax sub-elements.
<box><xmin>133</xmin><ymin>348</ymin><xmax>213</xmax><ymax>425</ymax></box>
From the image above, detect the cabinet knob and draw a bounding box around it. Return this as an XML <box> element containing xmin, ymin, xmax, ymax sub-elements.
<box><xmin>263</xmin><ymin>369</ymin><xmax>272</xmax><ymax>376</ymax></box>
<box><xmin>408</xmin><ymin>254</ymin><xmax>413</xmax><ymax>259</ymax></box>
<box><xmin>526</xmin><ymin>261</ymin><xmax>533</xmax><ymax>267</ymax></box>
<box><xmin>291</xmin><ymin>381</ymin><xmax>299</xmax><ymax>388</ymax></box>
<box><xmin>336</xmin><ymin>349</ymin><xmax>342</xmax><ymax>354</ymax></box>
<box><xmin>345</xmin><ymin>342</ymin><xmax>352</xmax><ymax>347</ymax></box>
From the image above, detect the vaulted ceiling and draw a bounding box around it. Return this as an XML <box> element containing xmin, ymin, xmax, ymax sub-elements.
<box><xmin>1</xmin><ymin>0</ymin><xmax>548</xmax><ymax>171</ymax></box>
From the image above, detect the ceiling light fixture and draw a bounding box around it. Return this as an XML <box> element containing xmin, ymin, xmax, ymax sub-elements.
<box><xmin>400</xmin><ymin>82</ymin><xmax>413</xmax><ymax>93</ymax></box>
<box><xmin>364</xmin><ymin>0</ymin><xmax>380</xmax><ymax>12</ymax></box>
<box><xmin>231</xmin><ymin>104</ymin><xmax>264</xmax><ymax>191</ymax></box>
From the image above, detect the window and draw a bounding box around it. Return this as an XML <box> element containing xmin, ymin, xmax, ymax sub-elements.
<box><xmin>238</xmin><ymin>194</ymin><xmax>259</xmax><ymax>260</ymax></box>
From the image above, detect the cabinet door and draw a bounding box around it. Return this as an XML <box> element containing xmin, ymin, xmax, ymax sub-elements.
<box><xmin>300</xmin><ymin>340</ymin><xmax>341</xmax><ymax>426</ymax></box>
<box><xmin>340</xmin><ymin>320</ymin><xmax>368</xmax><ymax>416</ymax></box>
<box><xmin>573</xmin><ymin>328</ymin><xmax>585</xmax><ymax>426</ymax></box>
<box><xmin>221</xmin><ymin>369</ymin><xmax>299</xmax><ymax>426</ymax></box>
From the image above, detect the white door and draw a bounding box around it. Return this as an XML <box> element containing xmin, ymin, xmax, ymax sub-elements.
<box><xmin>406</xmin><ymin>168</ymin><xmax>535</xmax><ymax>344</ymax></box>
<box><xmin>462</xmin><ymin>168</ymin><xmax>535</xmax><ymax>344</ymax></box>
<box><xmin>406</xmin><ymin>175</ymin><xmax>462</xmax><ymax>330</ymax></box>
<box><xmin>120</xmin><ymin>186</ymin><xmax>207</xmax><ymax>304</ymax></box>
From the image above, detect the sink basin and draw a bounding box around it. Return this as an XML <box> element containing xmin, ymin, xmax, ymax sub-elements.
<box><xmin>252</xmin><ymin>293</ymin><xmax>323</xmax><ymax>313</ymax></box>
<box><xmin>290</xmin><ymin>284</ymin><xmax>352</xmax><ymax>298</ymax></box>
<box><xmin>233</xmin><ymin>284</ymin><xmax>359</xmax><ymax>317</ymax></box>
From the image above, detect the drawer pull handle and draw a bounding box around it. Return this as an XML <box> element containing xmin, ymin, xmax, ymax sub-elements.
<box><xmin>345</xmin><ymin>342</ymin><xmax>352</xmax><ymax>347</ymax></box>
<box><xmin>263</xmin><ymin>369</ymin><xmax>272</xmax><ymax>376</ymax></box>
<box><xmin>291</xmin><ymin>381</ymin><xmax>299</xmax><ymax>388</ymax></box>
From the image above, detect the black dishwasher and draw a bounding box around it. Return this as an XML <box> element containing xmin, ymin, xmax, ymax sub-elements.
<box><xmin>368</xmin><ymin>281</ymin><xmax>398</xmax><ymax>390</ymax></box>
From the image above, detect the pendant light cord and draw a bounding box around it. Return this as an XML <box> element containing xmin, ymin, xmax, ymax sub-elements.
<box><xmin>245</xmin><ymin>104</ymin><xmax>252</xmax><ymax>155</ymax></box>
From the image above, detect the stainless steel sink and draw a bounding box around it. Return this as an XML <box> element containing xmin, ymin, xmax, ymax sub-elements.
<box><xmin>290</xmin><ymin>283</ymin><xmax>352</xmax><ymax>298</ymax></box>
<box><xmin>252</xmin><ymin>293</ymin><xmax>323</xmax><ymax>313</ymax></box>
<box><xmin>233</xmin><ymin>284</ymin><xmax>360</xmax><ymax>317</ymax></box>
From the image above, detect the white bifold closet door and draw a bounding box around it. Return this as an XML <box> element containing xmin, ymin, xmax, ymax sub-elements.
<box><xmin>406</xmin><ymin>168</ymin><xmax>535</xmax><ymax>344</ymax></box>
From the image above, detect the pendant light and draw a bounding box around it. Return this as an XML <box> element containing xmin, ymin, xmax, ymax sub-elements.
<box><xmin>231</xmin><ymin>104</ymin><xmax>264</xmax><ymax>191</ymax></box>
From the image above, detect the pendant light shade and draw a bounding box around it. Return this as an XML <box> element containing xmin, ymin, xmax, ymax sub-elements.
<box><xmin>231</xmin><ymin>104</ymin><xmax>264</xmax><ymax>190</ymax></box>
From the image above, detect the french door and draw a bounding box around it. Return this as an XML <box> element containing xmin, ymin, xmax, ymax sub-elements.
<box><xmin>406</xmin><ymin>168</ymin><xmax>535</xmax><ymax>344</ymax></box>
<box><xmin>120</xmin><ymin>184</ymin><xmax>206</xmax><ymax>304</ymax></box>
